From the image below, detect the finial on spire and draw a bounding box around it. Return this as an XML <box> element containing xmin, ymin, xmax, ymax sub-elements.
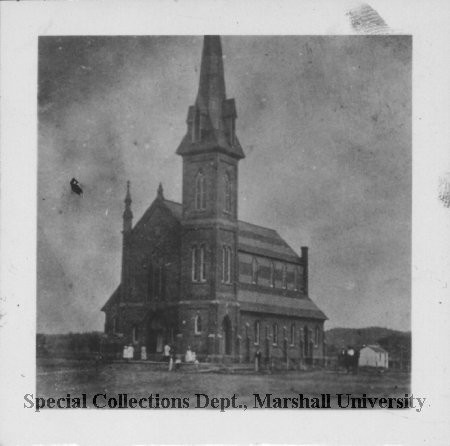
<box><xmin>125</xmin><ymin>180</ymin><xmax>131</xmax><ymax>204</ymax></box>
<box><xmin>196</xmin><ymin>35</ymin><xmax>226</xmax><ymax>117</ymax></box>
<box><xmin>123</xmin><ymin>180</ymin><xmax>133</xmax><ymax>232</ymax></box>
<box><xmin>157</xmin><ymin>182</ymin><xmax>164</xmax><ymax>200</ymax></box>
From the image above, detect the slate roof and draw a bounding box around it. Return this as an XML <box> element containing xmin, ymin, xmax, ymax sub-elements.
<box><xmin>139</xmin><ymin>198</ymin><xmax>303</xmax><ymax>263</ymax></box>
<box><xmin>238</xmin><ymin>289</ymin><xmax>327</xmax><ymax>320</ymax></box>
<box><xmin>101</xmin><ymin>285</ymin><xmax>120</xmax><ymax>311</ymax></box>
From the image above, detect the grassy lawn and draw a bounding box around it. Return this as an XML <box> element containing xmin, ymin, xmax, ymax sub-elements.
<box><xmin>36</xmin><ymin>359</ymin><xmax>410</xmax><ymax>409</ymax></box>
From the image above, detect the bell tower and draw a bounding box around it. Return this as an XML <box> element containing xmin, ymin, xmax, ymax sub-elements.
<box><xmin>176</xmin><ymin>36</ymin><xmax>245</xmax><ymax>355</ymax></box>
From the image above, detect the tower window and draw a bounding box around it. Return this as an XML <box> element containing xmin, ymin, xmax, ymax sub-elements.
<box><xmin>251</xmin><ymin>257</ymin><xmax>258</xmax><ymax>284</ymax></box>
<box><xmin>191</xmin><ymin>246</ymin><xmax>198</xmax><ymax>282</ymax></box>
<box><xmin>224</xmin><ymin>173</ymin><xmax>232</xmax><ymax>213</ymax></box>
<box><xmin>199</xmin><ymin>245</ymin><xmax>206</xmax><ymax>282</ymax></box>
<box><xmin>195</xmin><ymin>171</ymin><xmax>206</xmax><ymax>210</ymax></box>
<box><xmin>254</xmin><ymin>321</ymin><xmax>260</xmax><ymax>345</ymax></box>
<box><xmin>192</xmin><ymin>245</ymin><xmax>207</xmax><ymax>283</ymax></box>
<box><xmin>222</xmin><ymin>246</ymin><xmax>232</xmax><ymax>283</ymax></box>
<box><xmin>194</xmin><ymin>314</ymin><xmax>202</xmax><ymax>334</ymax></box>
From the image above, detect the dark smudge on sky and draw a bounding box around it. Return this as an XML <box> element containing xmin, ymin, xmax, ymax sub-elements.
<box><xmin>38</xmin><ymin>36</ymin><xmax>411</xmax><ymax>334</ymax></box>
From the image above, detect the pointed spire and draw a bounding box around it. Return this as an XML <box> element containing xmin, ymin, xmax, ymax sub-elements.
<box><xmin>196</xmin><ymin>35</ymin><xmax>226</xmax><ymax>128</ymax></box>
<box><xmin>157</xmin><ymin>182</ymin><xmax>164</xmax><ymax>200</ymax></box>
<box><xmin>123</xmin><ymin>180</ymin><xmax>133</xmax><ymax>232</ymax></box>
<box><xmin>176</xmin><ymin>36</ymin><xmax>245</xmax><ymax>159</ymax></box>
<box><xmin>125</xmin><ymin>180</ymin><xmax>131</xmax><ymax>205</ymax></box>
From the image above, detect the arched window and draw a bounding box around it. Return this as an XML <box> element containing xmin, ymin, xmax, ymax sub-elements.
<box><xmin>132</xmin><ymin>326</ymin><xmax>139</xmax><ymax>343</ymax></box>
<box><xmin>191</xmin><ymin>246</ymin><xmax>198</xmax><ymax>282</ymax></box>
<box><xmin>153</xmin><ymin>262</ymin><xmax>161</xmax><ymax>298</ymax></box>
<box><xmin>282</xmin><ymin>264</ymin><xmax>287</xmax><ymax>289</ymax></box>
<box><xmin>254</xmin><ymin>321</ymin><xmax>260</xmax><ymax>345</ymax></box>
<box><xmin>222</xmin><ymin>246</ymin><xmax>232</xmax><ymax>283</ymax></box>
<box><xmin>194</xmin><ymin>314</ymin><xmax>202</xmax><ymax>334</ymax></box>
<box><xmin>195</xmin><ymin>171</ymin><xmax>206</xmax><ymax>210</ymax></box>
<box><xmin>251</xmin><ymin>257</ymin><xmax>258</xmax><ymax>284</ymax></box>
<box><xmin>147</xmin><ymin>261</ymin><xmax>153</xmax><ymax>299</ymax></box>
<box><xmin>270</xmin><ymin>262</ymin><xmax>275</xmax><ymax>288</ymax></box>
<box><xmin>224</xmin><ymin>173</ymin><xmax>232</xmax><ymax>213</ymax></box>
<box><xmin>273</xmin><ymin>323</ymin><xmax>278</xmax><ymax>345</ymax></box>
<box><xmin>199</xmin><ymin>245</ymin><xmax>206</xmax><ymax>282</ymax></box>
<box><xmin>290</xmin><ymin>324</ymin><xmax>295</xmax><ymax>346</ymax></box>
<box><xmin>315</xmin><ymin>326</ymin><xmax>320</xmax><ymax>346</ymax></box>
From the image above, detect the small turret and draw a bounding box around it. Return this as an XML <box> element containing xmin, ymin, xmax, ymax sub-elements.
<box><xmin>123</xmin><ymin>180</ymin><xmax>133</xmax><ymax>233</ymax></box>
<box><xmin>157</xmin><ymin>182</ymin><xmax>164</xmax><ymax>200</ymax></box>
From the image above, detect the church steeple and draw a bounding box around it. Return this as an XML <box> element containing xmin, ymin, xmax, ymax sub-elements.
<box><xmin>123</xmin><ymin>180</ymin><xmax>133</xmax><ymax>233</ymax></box>
<box><xmin>196</xmin><ymin>35</ymin><xmax>226</xmax><ymax>129</ymax></box>
<box><xmin>176</xmin><ymin>36</ymin><xmax>245</xmax><ymax>160</ymax></box>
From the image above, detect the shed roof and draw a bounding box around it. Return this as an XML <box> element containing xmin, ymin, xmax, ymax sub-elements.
<box><xmin>238</xmin><ymin>289</ymin><xmax>327</xmax><ymax>320</ymax></box>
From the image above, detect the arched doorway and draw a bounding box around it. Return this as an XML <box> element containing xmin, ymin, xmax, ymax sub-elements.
<box><xmin>147</xmin><ymin>317</ymin><xmax>167</xmax><ymax>354</ymax></box>
<box><xmin>222</xmin><ymin>316</ymin><xmax>232</xmax><ymax>355</ymax></box>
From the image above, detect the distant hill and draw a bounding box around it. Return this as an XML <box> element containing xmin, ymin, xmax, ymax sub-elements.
<box><xmin>325</xmin><ymin>327</ymin><xmax>406</xmax><ymax>349</ymax></box>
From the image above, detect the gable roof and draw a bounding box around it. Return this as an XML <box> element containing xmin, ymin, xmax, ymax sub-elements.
<box><xmin>238</xmin><ymin>221</ymin><xmax>300</xmax><ymax>263</ymax></box>
<box><xmin>134</xmin><ymin>198</ymin><xmax>302</xmax><ymax>263</ymax></box>
<box><xmin>101</xmin><ymin>285</ymin><xmax>120</xmax><ymax>312</ymax></box>
<box><xmin>363</xmin><ymin>345</ymin><xmax>388</xmax><ymax>354</ymax></box>
<box><xmin>131</xmin><ymin>197</ymin><xmax>181</xmax><ymax>235</ymax></box>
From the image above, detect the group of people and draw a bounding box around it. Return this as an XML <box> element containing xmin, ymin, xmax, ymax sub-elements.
<box><xmin>163</xmin><ymin>344</ymin><xmax>198</xmax><ymax>371</ymax></box>
<box><xmin>338</xmin><ymin>346</ymin><xmax>360</xmax><ymax>374</ymax></box>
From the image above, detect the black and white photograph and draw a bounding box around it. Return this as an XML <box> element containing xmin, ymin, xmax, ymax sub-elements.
<box><xmin>36</xmin><ymin>33</ymin><xmax>412</xmax><ymax>408</ymax></box>
<box><xmin>1</xmin><ymin>1</ymin><xmax>450</xmax><ymax>445</ymax></box>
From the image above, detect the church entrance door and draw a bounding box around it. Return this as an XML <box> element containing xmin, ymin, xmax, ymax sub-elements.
<box><xmin>147</xmin><ymin>317</ymin><xmax>166</xmax><ymax>354</ymax></box>
<box><xmin>222</xmin><ymin>316</ymin><xmax>232</xmax><ymax>355</ymax></box>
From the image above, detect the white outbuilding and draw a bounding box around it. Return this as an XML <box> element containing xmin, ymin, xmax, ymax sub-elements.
<box><xmin>358</xmin><ymin>345</ymin><xmax>389</xmax><ymax>368</ymax></box>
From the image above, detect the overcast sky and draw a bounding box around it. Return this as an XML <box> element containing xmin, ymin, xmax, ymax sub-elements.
<box><xmin>38</xmin><ymin>35</ymin><xmax>411</xmax><ymax>334</ymax></box>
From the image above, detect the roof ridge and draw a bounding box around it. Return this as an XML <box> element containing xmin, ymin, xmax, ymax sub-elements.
<box><xmin>163</xmin><ymin>198</ymin><xmax>182</xmax><ymax>206</ymax></box>
<box><xmin>238</xmin><ymin>219</ymin><xmax>277</xmax><ymax>233</ymax></box>
<box><xmin>155</xmin><ymin>199</ymin><xmax>280</xmax><ymax>234</ymax></box>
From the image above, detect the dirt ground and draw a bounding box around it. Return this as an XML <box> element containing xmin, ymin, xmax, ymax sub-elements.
<box><xmin>36</xmin><ymin>359</ymin><xmax>410</xmax><ymax>410</ymax></box>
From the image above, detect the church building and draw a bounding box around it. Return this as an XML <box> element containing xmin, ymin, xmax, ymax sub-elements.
<box><xmin>101</xmin><ymin>36</ymin><xmax>327</xmax><ymax>364</ymax></box>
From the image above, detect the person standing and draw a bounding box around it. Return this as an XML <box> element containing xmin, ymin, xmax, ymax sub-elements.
<box><xmin>255</xmin><ymin>349</ymin><xmax>262</xmax><ymax>372</ymax></box>
<box><xmin>163</xmin><ymin>343</ymin><xmax>171</xmax><ymax>362</ymax></box>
